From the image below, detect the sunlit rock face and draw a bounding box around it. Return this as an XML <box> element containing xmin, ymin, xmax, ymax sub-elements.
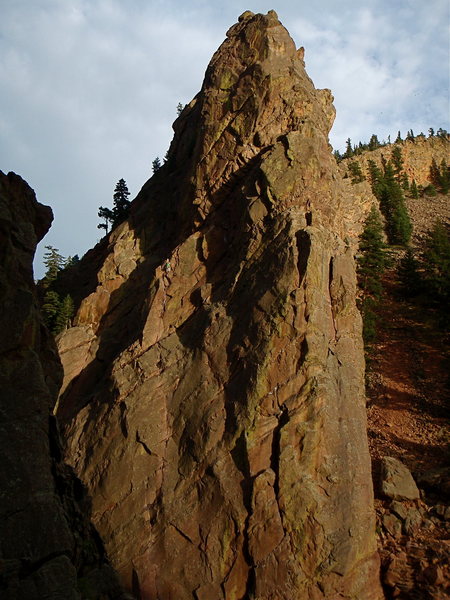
<box><xmin>56</xmin><ymin>11</ymin><xmax>382</xmax><ymax>600</ymax></box>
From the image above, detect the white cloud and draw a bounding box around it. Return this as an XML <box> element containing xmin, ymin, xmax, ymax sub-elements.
<box><xmin>0</xmin><ymin>0</ymin><xmax>448</xmax><ymax>278</ymax></box>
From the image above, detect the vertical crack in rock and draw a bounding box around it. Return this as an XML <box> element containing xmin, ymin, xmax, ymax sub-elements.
<box><xmin>56</xmin><ymin>10</ymin><xmax>383</xmax><ymax>600</ymax></box>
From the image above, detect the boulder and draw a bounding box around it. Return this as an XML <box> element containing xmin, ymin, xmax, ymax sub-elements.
<box><xmin>381</xmin><ymin>456</ymin><xmax>420</xmax><ymax>500</ymax></box>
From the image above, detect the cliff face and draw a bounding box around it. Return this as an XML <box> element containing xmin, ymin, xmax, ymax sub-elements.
<box><xmin>57</xmin><ymin>11</ymin><xmax>382</xmax><ymax>600</ymax></box>
<box><xmin>0</xmin><ymin>172</ymin><xmax>122</xmax><ymax>599</ymax></box>
<box><xmin>340</xmin><ymin>136</ymin><xmax>449</xmax><ymax>188</ymax></box>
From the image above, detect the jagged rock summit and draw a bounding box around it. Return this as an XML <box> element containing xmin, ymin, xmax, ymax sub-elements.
<box><xmin>57</xmin><ymin>11</ymin><xmax>383</xmax><ymax>599</ymax></box>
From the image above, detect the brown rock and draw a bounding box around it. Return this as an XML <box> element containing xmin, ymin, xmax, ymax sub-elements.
<box><xmin>56</xmin><ymin>12</ymin><xmax>382</xmax><ymax>600</ymax></box>
<box><xmin>402</xmin><ymin>507</ymin><xmax>422</xmax><ymax>535</ymax></box>
<box><xmin>381</xmin><ymin>456</ymin><xmax>420</xmax><ymax>500</ymax></box>
<box><xmin>382</xmin><ymin>513</ymin><xmax>402</xmax><ymax>538</ymax></box>
<box><xmin>423</xmin><ymin>563</ymin><xmax>445</xmax><ymax>586</ymax></box>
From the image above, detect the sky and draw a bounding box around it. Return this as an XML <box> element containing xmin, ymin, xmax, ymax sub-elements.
<box><xmin>1</xmin><ymin>0</ymin><xmax>449</xmax><ymax>279</ymax></box>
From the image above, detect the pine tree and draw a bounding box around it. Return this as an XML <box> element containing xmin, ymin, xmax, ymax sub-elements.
<box><xmin>42</xmin><ymin>246</ymin><xmax>65</xmax><ymax>286</ymax></box>
<box><xmin>152</xmin><ymin>157</ymin><xmax>162</xmax><ymax>173</ymax></box>
<box><xmin>97</xmin><ymin>206</ymin><xmax>114</xmax><ymax>232</ymax></box>
<box><xmin>397</xmin><ymin>248</ymin><xmax>422</xmax><ymax>297</ymax></box>
<box><xmin>439</xmin><ymin>159</ymin><xmax>450</xmax><ymax>193</ymax></box>
<box><xmin>422</xmin><ymin>221</ymin><xmax>450</xmax><ymax>303</ymax></box>
<box><xmin>176</xmin><ymin>102</ymin><xmax>184</xmax><ymax>116</ymax></box>
<box><xmin>423</xmin><ymin>184</ymin><xmax>437</xmax><ymax>197</ymax></box>
<box><xmin>348</xmin><ymin>160</ymin><xmax>365</xmax><ymax>183</ymax></box>
<box><xmin>391</xmin><ymin>145</ymin><xmax>404</xmax><ymax>182</ymax></box>
<box><xmin>112</xmin><ymin>178</ymin><xmax>131</xmax><ymax>224</ymax></box>
<box><xmin>41</xmin><ymin>290</ymin><xmax>74</xmax><ymax>335</ymax></box>
<box><xmin>368</xmin><ymin>134</ymin><xmax>380</xmax><ymax>151</ymax></box>
<box><xmin>333</xmin><ymin>149</ymin><xmax>342</xmax><ymax>162</ymax></box>
<box><xmin>98</xmin><ymin>179</ymin><xmax>131</xmax><ymax>233</ymax></box>
<box><xmin>395</xmin><ymin>131</ymin><xmax>402</xmax><ymax>143</ymax></box>
<box><xmin>410</xmin><ymin>180</ymin><xmax>419</xmax><ymax>199</ymax></box>
<box><xmin>41</xmin><ymin>290</ymin><xmax>61</xmax><ymax>333</ymax></box>
<box><xmin>357</xmin><ymin>205</ymin><xmax>387</xmax><ymax>345</ymax></box>
<box><xmin>380</xmin><ymin>162</ymin><xmax>412</xmax><ymax>245</ymax></box>
<box><xmin>400</xmin><ymin>172</ymin><xmax>409</xmax><ymax>191</ymax></box>
<box><xmin>344</xmin><ymin>138</ymin><xmax>353</xmax><ymax>159</ymax></box>
<box><xmin>55</xmin><ymin>294</ymin><xmax>74</xmax><ymax>333</ymax></box>
<box><xmin>367</xmin><ymin>160</ymin><xmax>385</xmax><ymax>199</ymax></box>
<box><xmin>429</xmin><ymin>158</ymin><xmax>441</xmax><ymax>188</ymax></box>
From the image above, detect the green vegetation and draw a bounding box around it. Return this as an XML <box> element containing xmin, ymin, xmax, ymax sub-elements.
<box><xmin>380</xmin><ymin>163</ymin><xmax>412</xmax><ymax>245</ymax></box>
<box><xmin>348</xmin><ymin>160</ymin><xmax>365</xmax><ymax>183</ymax></box>
<box><xmin>152</xmin><ymin>157</ymin><xmax>162</xmax><ymax>173</ymax></box>
<box><xmin>334</xmin><ymin>127</ymin><xmax>449</xmax><ymax>162</ymax></box>
<box><xmin>397</xmin><ymin>221</ymin><xmax>450</xmax><ymax>328</ymax></box>
<box><xmin>397</xmin><ymin>247</ymin><xmax>422</xmax><ymax>298</ymax></box>
<box><xmin>39</xmin><ymin>245</ymin><xmax>75</xmax><ymax>335</ymax></box>
<box><xmin>410</xmin><ymin>180</ymin><xmax>419</xmax><ymax>198</ymax></box>
<box><xmin>422</xmin><ymin>221</ymin><xmax>450</xmax><ymax>311</ymax></box>
<box><xmin>357</xmin><ymin>205</ymin><xmax>387</xmax><ymax>345</ymax></box>
<box><xmin>366</xmin><ymin>158</ymin><xmax>412</xmax><ymax>246</ymax></box>
<box><xmin>41</xmin><ymin>291</ymin><xmax>74</xmax><ymax>335</ymax></box>
<box><xmin>98</xmin><ymin>178</ymin><xmax>131</xmax><ymax>233</ymax></box>
<box><xmin>42</xmin><ymin>245</ymin><xmax>66</xmax><ymax>286</ymax></box>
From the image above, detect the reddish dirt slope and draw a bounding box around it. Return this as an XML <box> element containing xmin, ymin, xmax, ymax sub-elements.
<box><xmin>367</xmin><ymin>265</ymin><xmax>450</xmax><ymax>599</ymax></box>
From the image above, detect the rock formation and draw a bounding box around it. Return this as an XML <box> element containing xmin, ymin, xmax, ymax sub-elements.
<box><xmin>340</xmin><ymin>135</ymin><xmax>449</xmax><ymax>189</ymax></box>
<box><xmin>0</xmin><ymin>172</ymin><xmax>123</xmax><ymax>599</ymax></box>
<box><xmin>56</xmin><ymin>11</ymin><xmax>383</xmax><ymax>599</ymax></box>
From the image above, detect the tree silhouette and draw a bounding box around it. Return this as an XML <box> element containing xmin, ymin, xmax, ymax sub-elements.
<box><xmin>98</xmin><ymin>178</ymin><xmax>131</xmax><ymax>233</ymax></box>
<box><xmin>152</xmin><ymin>157</ymin><xmax>162</xmax><ymax>173</ymax></box>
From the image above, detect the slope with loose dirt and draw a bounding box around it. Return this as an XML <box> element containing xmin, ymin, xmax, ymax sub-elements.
<box><xmin>367</xmin><ymin>262</ymin><xmax>450</xmax><ymax>599</ymax></box>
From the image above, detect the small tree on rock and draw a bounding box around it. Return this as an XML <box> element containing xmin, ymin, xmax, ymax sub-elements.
<box><xmin>152</xmin><ymin>157</ymin><xmax>162</xmax><ymax>173</ymax></box>
<box><xmin>98</xmin><ymin>178</ymin><xmax>131</xmax><ymax>233</ymax></box>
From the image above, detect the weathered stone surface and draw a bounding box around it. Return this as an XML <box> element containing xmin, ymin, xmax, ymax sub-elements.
<box><xmin>381</xmin><ymin>456</ymin><xmax>420</xmax><ymax>501</ymax></box>
<box><xmin>0</xmin><ymin>172</ymin><xmax>123</xmax><ymax>599</ymax></box>
<box><xmin>57</xmin><ymin>12</ymin><xmax>382</xmax><ymax>600</ymax></box>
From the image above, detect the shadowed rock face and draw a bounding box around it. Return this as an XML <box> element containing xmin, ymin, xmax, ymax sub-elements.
<box><xmin>56</xmin><ymin>11</ymin><xmax>382</xmax><ymax>600</ymax></box>
<box><xmin>0</xmin><ymin>172</ymin><xmax>123</xmax><ymax>599</ymax></box>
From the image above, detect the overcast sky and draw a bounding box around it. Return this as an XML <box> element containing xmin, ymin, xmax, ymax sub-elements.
<box><xmin>1</xmin><ymin>0</ymin><xmax>449</xmax><ymax>279</ymax></box>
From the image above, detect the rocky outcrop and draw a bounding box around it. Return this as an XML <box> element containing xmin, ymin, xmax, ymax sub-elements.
<box><xmin>56</xmin><ymin>11</ymin><xmax>382</xmax><ymax>599</ymax></box>
<box><xmin>340</xmin><ymin>135</ymin><xmax>449</xmax><ymax>188</ymax></box>
<box><xmin>0</xmin><ymin>172</ymin><xmax>123</xmax><ymax>599</ymax></box>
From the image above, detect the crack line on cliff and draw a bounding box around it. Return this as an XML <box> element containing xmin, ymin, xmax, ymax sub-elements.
<box><xmin>136</xmin><ymin>430</ymin><xmax>165</xmax><ymax>461</ymax></box>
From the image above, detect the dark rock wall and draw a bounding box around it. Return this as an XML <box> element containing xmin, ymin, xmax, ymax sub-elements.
<box><xmin>0</xmin><ymin>172</ymin><xmax>123</xmax><ymax>599</ymax></box>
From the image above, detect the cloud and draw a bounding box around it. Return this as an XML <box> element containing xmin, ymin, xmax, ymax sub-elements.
<box><xmin>291</xmin><ymin>2</ymin><xmax>449</xmax><ymax>147</ymax></box>
<box><xmin>0</xmin><ymin>0</ymin><xmax>448</xmax><ymax>278</ymax></box>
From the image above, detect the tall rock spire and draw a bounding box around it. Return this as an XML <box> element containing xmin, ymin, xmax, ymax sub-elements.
<box><xmin>56</xmin><ymin>11</ymin><xmax>382</xmax><ymax>599</ymax></box>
